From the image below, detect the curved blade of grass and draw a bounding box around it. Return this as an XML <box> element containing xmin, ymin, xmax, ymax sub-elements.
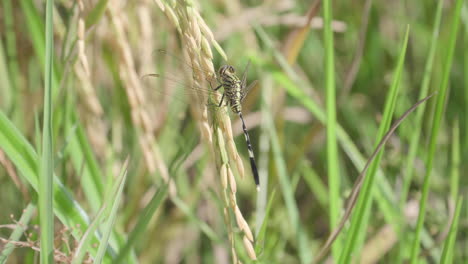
<box><xmin>256</xmin><ymin>24</ymin><xmax>397</xmax><ymax>201</ymax></box>
<box><xmin>256</xmin><ymin>22</ymin><xmax>403</xmax><ymax>243</ymax></box>
<box><xmin>440</xmin><ymin>197</ymin><xmax>463</xmax><ymax>264</ymax></box>
<box><xmin>65</xmin><ymin>113</ymin><xmax>105</xmax><ymax>213</ymax></box>
<box><xmin>58</xmin><ymin>89</ymin><xmax>106</xmax><ymax>214</ymax></box>
<box><xmin>322</xmin><ymin>0</ymin><xmax>341</xmax><ymax>259</ymax></box>
<box><xmin>255</xmin><ymin>23</ymin><xmax>404</xmax><ymax>258</ymax></box>
<box><xmin>313</xmin><ymin>93</ymin><xmax>435</xmax><ymax>263</ymax></box>
<box><xmin>0</xmin><ymin>112</ymin><xmax>39</xmax><ymax>187</ymax></box>
<box><xmin>92</xmin><ymin>159</ymin><xmax>129</xmax><ymax>264</ymax></box>
<box><xmin>271</xmin><ymin>67</ymin><xmax>401</xmax><ymax>228</ymax></box>
<box><xmin>409</xmin><ymin>0</ymin><xmax>464</xmax><ymax>262</ymax></box>
<box><xmin>8</xmin><ymin>3</ymin><xmax>114</xmax><ymax>257</ymax></box>
<box><xmin>338</xmin><ymin>25</ymin><xmax>410</xmax><ymax>264</ymax></box>
<box><xmin>114</xmin><ymin>184</ymin><xmax>169</xmax><ymax>263</ymax></box>
<box><xmin>0</xmin><ymin>112</ymin><xmax>117</xmax><ymax>262</ymax></box>
<box><xmin>40</xmin><ymin>0</ymin><xmax>55</xmax><ymax>262</ymax></box>
<box><xmin>0</xmin><ymin>203</ymin><xmax>36</xmax><ymax>264</ymax></box>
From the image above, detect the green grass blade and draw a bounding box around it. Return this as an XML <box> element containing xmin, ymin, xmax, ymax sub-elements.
<box><xmin>91</xmin><ymin>160</ymin><xmax>129</xmax><ymax>264</ymax></box>
<box><xmin>255</xmin><ymin>26</ymin><xmax>398</xmax><ymax>218</ymax></box>
<box><xmin>0</xmin><ymin>203</ymin><xmax>36</xmax><ymax>264</ymax></box>
<box><xmin>409</xmin><ymin>0</ymin><xmax>464</xmax><ymax>262</ymax></box>
<box><xmin>171</xmin><ymin>197</ymin><xmax>219</xmax><ymax>241</ymax></box>
<box><xmin>255</xmin><ymin>24</ymin><xmax>403</xmax><ymax>259</ymax></box>
<box><xmin>1</xmin><ymin>0</ymin><xmax>16</xmax><ymax>110</ymax></box>
<box><xmin>270</xmin><ymin>66</ymin><xmax>403</xmax><ymax>253</ymax></box>
<box><xmin>301</xmin><ymin>162</ymin><xmax>328</xmax><ymax>208</ymax></box>
<box><xmin>264</xmin><ymin>98</ymin><xmax>311</xmax><ymax>263</ymax></box>
<box><xmin>0</xmin><ymin>112</ymin><xmax>39</xmax><ymax>187</ymax></box>
<box><xmin>0</xmin><ymin>112</ymin><xmax>116</xmax><ymax>261</ymax></box>
<box><xmin>400</xmin><ymin>0</ymin><xmax>444</xmax><ymax>208</ymax></box>
<box><xmin>172</xmin><ymin>194</ymin><xmax>220</xmax><ymax>241</ymax></box>
<box><xmin>19</xmin><ymin>0</ymin><xmax>45</xmax><ymax>67</ymax></box>
<box><xmin>85</xmin><ymin>0</ymin><xmax>109</xmax><ymax>29</ymax></box>
<box><xmin>39</xmin><ymin>0</ymin><xmax>55</xmax><ymax>262</ymax></box>
<box><xmin>65</xmin><ymin>117</ymin><xmax>105</xmax><ymax>213</ymax></box>
<box><xmin>255</xmin><ymin>189</ymin><xmax>277</xmax><ymax>253</ymax></box>
<box><xmin>114</xmin><ymin>184</ymin><xmax>169</xmax><ymax>263</ymax></box>
<box><xmin>323</xmin><ymin>0</ymin><xmax>341</xmax><ymax>259</ymax></box>
<box><xmin>19</xmin><ymin>0</ymin><xmax>60</xmax><ymax>94</ymax></box>
<box><xmin>449</xmin><ymin>120</ymin><xmax>460</xmax><ymax>201</ymax></box>
<box><xmin>465</xmin><ymin>21</ymin><xmax>468</xmax><ymax>151</ymax></box>
<box><xmin>440</xmin><ymin>197</ymin><xmax>463</xmax><ymax>264</ymax></box>
<box><xmin>397</xmin><ymin>2</ymin><xmax>445</xmax><ymax>261</ymax></box>
<box><xmin>314</xmin><ymin>94</ymin><xmax>435</xmax><ymax>263</ymax></box>
<box><xmin>338</xmin><ymin>25</ymin><xmax>410</xmax><ymax>264</ymax></box>
<box><xmin>59</xmin><ymin>90</ymin><xmax>105</xmax><ymax>214</ymax></box>
<box><xmin>0</xmin><ymin>39</ymin><xmax>13</xmax><ymax>110</ymax></box>
<box><xmin>72</xmin><ymin>206</ymin><xmax>107</xmax><ymax>264</ymax></box>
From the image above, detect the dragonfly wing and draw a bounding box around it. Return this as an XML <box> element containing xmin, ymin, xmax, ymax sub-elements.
<box><xmin>142</xmin><ymin>72</ymin><xmax>224</xmax><ymax>112</ymax></box>
<box><xmin>242</xmin><ymin>80</ymin><xmax>258</xmax><ymax>101</ymax></box>
<box><xmin>241</xmin><ymin>60</ymin><xmax>251</xmax><ymax>87</ymax></box>
<box><xmin>156</xmin><ymin>49</ymin><xmax>215</xmax><ymax>79</ymax></box>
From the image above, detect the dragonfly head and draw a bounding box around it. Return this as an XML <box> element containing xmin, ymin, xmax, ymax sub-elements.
<box><xmin>218</xmin><ymin>65</ymin><xmax>235</xmax><ymax>77</ymax></box>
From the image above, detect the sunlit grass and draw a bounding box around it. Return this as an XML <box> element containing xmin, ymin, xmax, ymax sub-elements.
<box><xmin>0</xmin><ymin>0</ymin><xmax>465</xmax><ymax>263</ymax></box>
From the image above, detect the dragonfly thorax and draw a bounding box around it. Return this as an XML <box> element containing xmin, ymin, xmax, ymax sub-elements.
<box><xmin>217</xmin><ymin>65</ymin><xmax>243</xmax><ymax>114</ymax></box>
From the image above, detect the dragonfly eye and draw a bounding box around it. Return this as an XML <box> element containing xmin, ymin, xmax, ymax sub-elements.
<box><xmin>218</xmin><ymin>66</ymin><xmax>226</xmax><ymax>75</ymax></box>
<box><xmin>219</xmin><ymin>65</ymin><xmax>234</xmax><ymax>75</ymax></box>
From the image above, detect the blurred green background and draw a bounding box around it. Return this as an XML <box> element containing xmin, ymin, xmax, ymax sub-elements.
<box><xmin>0</xmin><ymin>0</ymin><xmax>466</xmax><ymax>263</ymax></box>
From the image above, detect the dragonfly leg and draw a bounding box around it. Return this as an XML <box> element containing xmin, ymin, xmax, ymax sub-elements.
<box><xmin>208</xmin><ymin>78</ymin><xmax>223</xmax><ymax>91</ymax></box>
<box><xmin>218</xmin><ymin>93</ymin><xmax>225</xmax><ymax>107</ymax></box>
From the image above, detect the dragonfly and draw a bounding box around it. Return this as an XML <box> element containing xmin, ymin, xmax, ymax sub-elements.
<box><xmin>145</xmin><ymin>49</ymin><xmax>260</xmax><ymax>190</ymax></box>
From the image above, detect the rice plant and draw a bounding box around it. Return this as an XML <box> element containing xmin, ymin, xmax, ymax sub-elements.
<box><xmin>0</xmin><ymin>0</ymin><xmax>465</xmax><ymax>263</ymax></box>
